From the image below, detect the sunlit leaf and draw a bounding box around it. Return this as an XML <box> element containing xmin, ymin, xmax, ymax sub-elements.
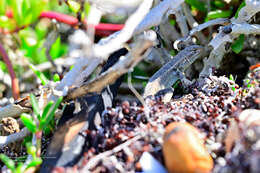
<box><xmin>206</xmin><ymin>10</ymin><xmax>232</xmax><ymax>20</ymax></box>
<box><xmin>30</xmin><ymin>93</ymin><xmax>40</xmax><ymax>117</ymax></box>
<box><xmin>53</xmin><ymin>73</ymin><xmax>60</xmax><ymax>82</ymax></box>
<box><xmin>21</xmin><ymin>113</ymin><xmax>37</xmax><ymax>133</ymax></box>
<box><xmin>68</xmin><ymin>0</ymin><xmax>81</xmax><ymax>13</ymax></box>
<box><xmin>0</xmin><ymin>0</ymin><xmax>6</xmax><ymax>15</ymax></box>
<box><xmin>26</xmin><ymin>145</ymin><xmax>36</xmax><ymax>156</ymax></box>
<box><xmin>26</xmin><ymin>157</ymin><xmax>42</xmax><ymax>168</ymax></box>
<box><xmin>231</xmin><ymin>34</ymin><xmax>245</xmax><ymax>54</ymax></box>
<box><xmin>0</xmin><ymin>154</ymin><xmax>15</xmax><ymax>172</ymax></box>
<box><xmin>29</xmin><ymin>64</ymin><xmax>49</xmax><ymax>85</ymax></box>
<box><xmin>235</xmin><ymin>1</ymin><xmax>246</xmax><ymax>19</ymax></box>
<box><xmin>185</xmin><ymin>0</ymin><xmax>207</xmax><ymax>13</ymax></box>
<box><xmin>39</xmin><ymin>101</ymin><xmax>54</xmax><ymax>129</ymax></box>
<box><xmin>42</xmin><ymin>96</ymin><xmax>63</xmax><ymax>129</ymax></box>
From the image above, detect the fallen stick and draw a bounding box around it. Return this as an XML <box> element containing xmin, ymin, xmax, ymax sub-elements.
<box><xmin>0</xmin><ymin>103</ymin><xmax>31</xmax><ymax>120</ymax></box>
<box><xmin>0</xmin><ymin>128</ymin><xmax>30</xmax><ymax>148</ymax></box>
<box><xmin>65</xmin><ymin>31</ymin><xmax>156</xmax><ymax>100</ymax></box>
<box><xmin>80</xmin><ymin>135</ymin><xmax>142</xmax><ymax>172</ymax></box>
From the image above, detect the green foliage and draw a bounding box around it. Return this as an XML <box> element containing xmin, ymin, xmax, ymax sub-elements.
<box><xmin>0</xmin><ymin>61</ymin><xmax>7</xmax><ymax>72</ymax></box>
<box><xmin>9</xmin><ymin>0</ymin><xmax>47</xmax><ymax>27</ymax></box>
<box><xmin>26</xmin><ymin>157</ymin><xmax>42</xmax><ymax>168</ymax></box>
<box><xmin>245</xmin><ymin>79</ymin><xmax>252</xmax><ymax>88</ymax></box>
<box><xmin>30</xmin><ymin>93</ymin><xmax>40</xmax><ymax>117</ymax></box>
<box><xmin>67</xmin><ymin>0</ymin><xmax>81</xmax><ymax>13</ymax></box>
<box><xmin>20</xmin><ymin>113</ymin><xmax>37</xmax><ymax>133</ymax></box>
<box><xmin>229</xmin><ymin>74</ymin><xmax>236</xmax><ymax>91</ymax></box>
<box><xmin>85</xmin><ymin>2</ymin><xmax>91</xmax><ymax>17</ymax></box>
<box><xmin>12</xmin><ymin>95</ymin><xmax>63</xmax><ymax>172</ymax></box>
<box><xmin>19</xmin><ymin>28</ymin><xmax>47</xmax><ymax>65</ymax></box>
<box><xmin>0</xmin><ymin>142</ymin><xmax>42</xmax><ymax>173</ymax></box>
<box><xmin>21</xmin><ymin>94</ymin><xmax>63</xmax><ymax>132</ymax></box>
<box><xmin>0</xmin><ymin>16</ymin><xmax>15</xmax><ymax>30</ymax></box>
<box><xmin>0</xmin><ymin>0</ymin><xmax>6</xmax><ymax>15</ymax></box>
<box><xmin>169</xmin><ymin>19</ymin><xmax>176</xmax><ymax>26</ymax></box>
<box><xmin>185</xmin><ymin>0</ymin><xmax>207</xmax><ymax>13</ymax></box>
<box><xmin>235</xmin><ymin>1</ymin><xmax>246</xmax><ymax>19</ymax></box>
<box><xmin>53</xmin><ymin>73</ymin><xmax>61</xmax><ymax>82</ymax></box>
<box><xmin>50</xmin><ymin>37</ymin><xmax>68</xmax><ymax>59</ymax></box>
<box><xmin>41</xmin><ymin>96</ymin><xmax>63</xmax><ymax>130</ymax></box>
<box><xmin>206</xmin><ymin>10</ymin><xmax>232</xmax><ymax>21</ymax></box>
<box><xmin>24</xmin><ymin>143</ymin><xmax>42</xmax><ymax>168</ymax></box>
<box><xmin>0</xmin><ymin>154</ymin><xmax>16</xmax><ymax>172</ymax></box>
<box><xmin>231</xmin><ymin>34</ymin><xmax>245</xmax><ymax>54</ymax></box>
<box><xmin>26</xmin><ymin>143</ymin><xmax>36</xmax><ymax>157</ymax></box>
<box><xmin>29</xmin><ymin>64</ymin><xmax>49</xmax><ymax>86</ymax></box>
<box><xmin>0</xmin><ymin>0</ymin><xmax>69</xmax><ymax>81</ymax></box>
<box><xmin>212</xmin><ymin>0</ymin><xmax>226</xmax><ymax>8</ymax></box>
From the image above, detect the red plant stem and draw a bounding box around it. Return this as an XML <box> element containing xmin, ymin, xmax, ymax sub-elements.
<box><xmin>5</xmin><ymin>10</ymin><xmax>124</xmax><ymax>36</ymax></box>
<box><xmin>0</xmin><ymin>43</ymin><xmax>20</xmax><ymax>100</ymax></box>
<box><xmin>40</xmin><ymin>11</ymin><xmax>78</xmax><ymax>26</ymax></box>
<box><xmin>36</xmin><ymin>131</ymin><xmax>42</xmax><ymax>157</ymax></box>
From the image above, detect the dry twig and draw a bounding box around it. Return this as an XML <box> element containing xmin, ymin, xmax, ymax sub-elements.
<box><xmin>65</xmin><ymin>31</ymin><xmax>156</xmax><ymax>100</ymax></box>
<box><xmin>0</xmin><ymin>128</ymin><xmax>30</xmax><ymax>148</ymax></box>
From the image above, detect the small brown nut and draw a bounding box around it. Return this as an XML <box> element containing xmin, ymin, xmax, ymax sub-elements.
<box><xmin>163</xmin><ymin>122</ymin><xmax>213</xmax><ymax>173</ymax></box>
<box><xmin>1</xmin><ymin>117</ymin><xmax>20</xmax><ymax>135</ymax></box>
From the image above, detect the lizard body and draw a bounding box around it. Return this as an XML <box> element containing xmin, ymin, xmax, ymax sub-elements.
<box><xmin>143</xmin><ymin>45</ymin><xmax>205</xmax><ymax>97</ymax></box>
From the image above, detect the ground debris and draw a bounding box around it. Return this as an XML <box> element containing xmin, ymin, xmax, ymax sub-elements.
<box><xmin>59</xmin><ymin>68</ymin><xmax>260</xmax><ymax>172</ymax></box>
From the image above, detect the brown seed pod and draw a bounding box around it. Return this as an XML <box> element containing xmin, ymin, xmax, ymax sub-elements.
<box><xmin>163</xmin><ymin>122</ymin><xmax>213</xmax><ymax>173</ymax></box>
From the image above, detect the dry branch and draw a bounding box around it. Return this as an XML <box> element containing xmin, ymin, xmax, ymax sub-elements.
<box><xmin>200</xmin><ymin>0</ymin><xmax>260</xmax><ymax>77</ymax></box>
<box><xmin>134</xmin><ymin>0</ymin><xmax>184</xmax><ymax>34</ymax></box>
<box><xmin>0</xmin><ymin>103</ymin><xmax>31</xmax><ymax>120</ymax></box>
<box><xmin>65</xmin><ymin>31</ymin><xmax>156</xmax><ymax>100</ymax></box>
<box><xmin>182</xmin><ymin>3</ymin><xmax>207</xmax><ymax>44</ymax></box>
<box><xmin>93</xmin><ymin>0</ymin><xmax>153</xmax><ymax>58</ymax></box>
<box><xmin>0</xmin><ymin>128</ymin><xmax>30</xmax><ymax>148</ymax></box>
<box><xmin>81</xmin><ymin>134</ymin><xmax>142</xmax><ymax>172</ymax></box>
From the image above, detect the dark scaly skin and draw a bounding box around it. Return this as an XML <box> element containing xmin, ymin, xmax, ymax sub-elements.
<box><xmin>143</xmin><ymin>45</ymin><xmax>204</xmax><ymax>97</ymax></box>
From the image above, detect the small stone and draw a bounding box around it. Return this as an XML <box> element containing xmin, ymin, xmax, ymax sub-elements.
<box><xmin>1</xmin><ymin>117</ymin><xmax>20</xmax><ymax>135</ymax></box>
<box><xmin>163</xmin><ymin>122</ymin><xmax>213</xmax><ymax>173</ymax></box>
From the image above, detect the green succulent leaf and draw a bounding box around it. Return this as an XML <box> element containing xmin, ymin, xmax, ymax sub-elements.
<box><xmin>53</xmin><ymin>73</ymin><xmax>60</xmax><ymax>82</ymax></box>
<box><xmin>0</xmin><ymin>0</ymin><xmax>6</xmax><ymax>15</ymax></box>
<box><xmin>39</xmin><ymin>101</ymin><xmax>54</xmax><ymax>129</ymax></box>
<box><xmin>231</xmin><ymin>34</ymin><xmax>245</xmax><ymax>54</ymax></box>
<box><xmin>21</xmin><ymin>113</ymin><xmax>37</xmax><ymax>133</ymax></box>
<box><xmin>42</xmin><ymin>96</ymin><xmax>63</xmax><ymax>129</ymax></box>
<box><xmin>185</xmin><ymin>0</ymin><xmax>207</xmax><ymax>13</ymax></box>
<box><xmin>235</xmin><ymin>1</ymin><xmax>246</xmax><ymax>19</ymax></box>
<box><xmin>30</xmin><ymin>93</ymin><xmax>40</xmax><ymax>117</ymax></box>
<box><xmin>206</xmin><ymin>10</ymin><xmax>232</xmax><ymax>21</ymax></box>
<box><xmin>26</xmin><ymin>145</ymin><xmax>36</xmax><ymax>156</ymax></box>
<box><xmin>0</xmin><ymin>154</ymin><xmax>16</xmax><ymax>172</ymax></box>
<box><xmin>26</xmin><ymin>157</ymin><xmax>42</xmax><ymax>168</ymax></box>
<box><xmin>67</xmin><ymin>0</ymin><xmax>81</xmax><ymax>13</ymax></box>
<box><xmin>15</xmin><ymin>162</ymin><xmax>24</xmax><ymax>173</ymax></box>
<box><xmin>29</xmin><ymin>64</ymin><xmax>49</xmax><ymax>85</ymax></box>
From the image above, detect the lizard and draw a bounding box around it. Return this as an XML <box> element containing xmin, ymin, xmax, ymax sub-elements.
<box><xmin>143</xmin><ymin>45</ymin><xmax>207</xmax><ymax>98</ymax></box>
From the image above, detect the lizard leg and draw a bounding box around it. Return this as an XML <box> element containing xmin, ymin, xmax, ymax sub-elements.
<box><xmin>176</xmin><ymin>69</ymin><xmax>194</xmax><ymax>88</ymax></box>
<box><xmin>155</xmin><ymin>87</ymin><xmax>174</xmax><ymax>103</ymax></box>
